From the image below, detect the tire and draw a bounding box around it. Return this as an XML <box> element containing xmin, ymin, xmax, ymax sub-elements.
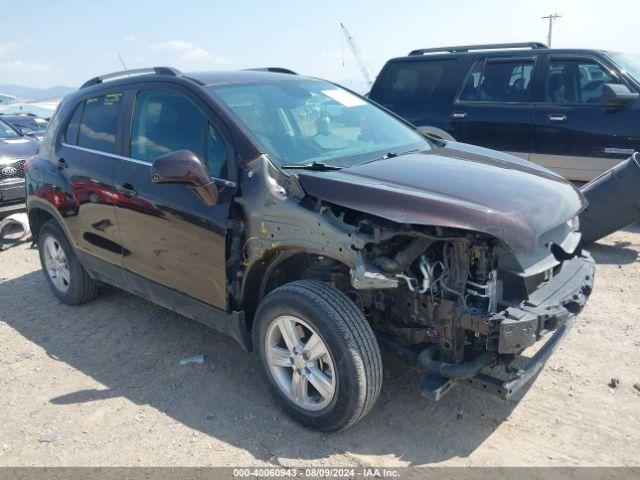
<box><xmin>37</xmin><ymin>219</ymin><xmax>99</xmax><ymax>305</ymax></box>
<box><xmin>253</xmin><ymin>280</ymin><xmax>382</xmax><ymax>431</ymax></box>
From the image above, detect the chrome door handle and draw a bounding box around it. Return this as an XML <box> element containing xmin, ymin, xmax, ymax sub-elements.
<box><xmin>548</xmin><ymin>114</ymin><xmax>567</xmax><ymax>122</ymax></box>
<box><xmin>452</xmin><ymin>112</ymin><xmax>468</xmax><ymax>119</ymax></box>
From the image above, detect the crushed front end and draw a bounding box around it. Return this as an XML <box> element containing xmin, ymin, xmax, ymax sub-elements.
<box><xmin>360</xmin><ymin>223</ymin><xmax>595</xmax><ymax>401</ymax></box>
<box><xmin>236</xmin><ymin>154</ymin><xmax>595</xmax><ymax>402</ymax></box>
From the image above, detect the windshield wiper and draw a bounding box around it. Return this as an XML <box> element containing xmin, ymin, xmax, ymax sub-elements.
<box><xmin>280</xmin><ymin>161</ymin><xmax>343</xmax><ymax>171</ymax></box>
<box><xmin>360</xmin><ymin>148</ymin><xmax>424</xmax><ymax>166</ymax></box>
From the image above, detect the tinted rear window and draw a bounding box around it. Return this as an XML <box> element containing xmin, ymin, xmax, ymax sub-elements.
<box><xmin>459</xmin><ymin>59</ymin><xmax>535</xmax><ymax>103</ymax></box>
<box><xmin>77</xmin><ymin>93</ymin><xmax>123</xmax><ymax>154</ymax></box>
<box><xmin>372</xmin><ymin>60</ymin><xmax>456</xmax><ymax>103</ymax></box>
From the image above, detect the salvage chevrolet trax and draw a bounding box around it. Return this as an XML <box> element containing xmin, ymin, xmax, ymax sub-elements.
<box><xmin>26</xmin><ymin>68</ymin><xmax>595</xmax><ymax>431</ymax></box>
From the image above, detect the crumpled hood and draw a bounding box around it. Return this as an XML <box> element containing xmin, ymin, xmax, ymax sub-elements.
<box><xmin>0</xmin><ymin>137</ymin><xmax>39</xmax><ymax>159</ymax></box>
<box><xmin>294</xmin><ymin>142</ymin><xmax>586</xmax><ymax>253</ymax></box>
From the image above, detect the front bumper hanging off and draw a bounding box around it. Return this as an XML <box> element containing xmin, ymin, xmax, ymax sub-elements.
<box><xmin>468</xmin><ymin>252</ymin><xmax>594</xmax><ymax>400</ymax></box>
<box><xmin>379</xmin><ymin>252</ymin><xmax>595</xmax><ymax>401</ymax></box>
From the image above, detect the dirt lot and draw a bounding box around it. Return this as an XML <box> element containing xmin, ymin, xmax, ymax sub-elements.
<box><xmin>1</xmin><ymin>227</ymin><xmax>639</xmax><ymax>467</ymax></box>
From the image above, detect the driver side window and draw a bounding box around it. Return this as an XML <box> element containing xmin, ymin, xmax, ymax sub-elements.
<box><xmin>130</xmin><ymin>89</ymin><xmax>228</xmax><ymax>178</ymax></box>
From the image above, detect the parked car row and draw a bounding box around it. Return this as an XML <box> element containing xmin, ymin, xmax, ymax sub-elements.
<box><xmin>1</xmin><ymin>113</ymin><xmax>49</xmax><ymax>141</ymax></box>
<box><xmin>0</xmin><ymin>117</ymin><xmax>39</xmax><ymax>216</ymax></box>
<box><xmin>368</xmin><ymin>42</ymin><xmax>640</xmax><ymax>181</ymax></box>
<box><xmin>6</xmin><ymin>42</ymin><xmax>640</xmax><ymax>219</ymax></box>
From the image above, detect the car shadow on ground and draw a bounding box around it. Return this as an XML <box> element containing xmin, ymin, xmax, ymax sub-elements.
<box><xmin>3</xmin><ymin>270</ymin><xmax>525</xmax><ymax>466</ymax></box>
<box><xmin>588</xmin><ymin>239</ymin><xmax>638</xmax><ymax>265</ymax></box>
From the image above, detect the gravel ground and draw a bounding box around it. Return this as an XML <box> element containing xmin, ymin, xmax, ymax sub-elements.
<box><xmin>1</xmin><ymin>227</ymin><xmax>639</xmax><ymax>467</ymax></box>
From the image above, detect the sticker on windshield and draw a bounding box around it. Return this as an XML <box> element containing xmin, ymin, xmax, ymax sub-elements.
<box><xmin>321</xmin><ymin>89</ymin><xmax>366</xmax><ymax>107</ymax></box>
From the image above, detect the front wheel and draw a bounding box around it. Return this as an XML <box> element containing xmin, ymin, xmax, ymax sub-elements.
<box><xmin>253</xmin><ymin>280</ymin><xmax>382</xmax><ymax>431</ymax></box>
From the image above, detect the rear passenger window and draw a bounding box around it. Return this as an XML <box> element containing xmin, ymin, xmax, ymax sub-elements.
<box><xmin>64</xmin><ymin>104</ymin><xmax>83</xmax><ymax>145</ymax></box>
<box><xmin>373</xmin><ymin>60</ymin><xmax>456</xmax><ymax>103</ymax></box>
<box><xmin>77</xmin><ymin>93</ymin><xmax>123</xmax><ymax>154</ymax></box>
<box><xmin>459</xmin><ymin>59</ymin><xmax>534</xmax><ymax>102</ymax></box>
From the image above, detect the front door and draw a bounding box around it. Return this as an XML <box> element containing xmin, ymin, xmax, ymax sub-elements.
<box><xmin>444</xmin><ymin>56</ymin><xmax>538</xmax><ymax>158</ymax></box>
<box><xmin>532</xmin><ymin>55</ymin><xmax>638</xmax><ymax>181</ymax></box>
<box><xmin>114</xmin><ymin>87</ymin><xmax>235</xmax><ymax>308</ymax></box>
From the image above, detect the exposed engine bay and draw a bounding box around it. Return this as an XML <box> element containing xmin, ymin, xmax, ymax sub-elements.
<box><xmin>230</xmin><ymin>155</ymin><xmax>595</xmax><ymax>400</ymax></box>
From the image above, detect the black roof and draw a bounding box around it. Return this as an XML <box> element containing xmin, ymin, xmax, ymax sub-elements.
<box><xmin>389</xmin><ymin>46</ymin><xmax>611</xmax><ymax>63</ymax></box>
<box><xmin>77</xmin><ymin>67</ymin><xmax>318</xmax><ymax>94</ymax></box>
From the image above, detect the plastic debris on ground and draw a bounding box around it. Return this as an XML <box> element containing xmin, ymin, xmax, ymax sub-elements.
<box><xmin>0</xmin><ymin>213</ymin><xmax>31</xmax><ymax>251</ymax></box>
<box><xmin>179</xmin><ymin>354</ymin><xmax>205</xmax><ymax>366</ymax></box>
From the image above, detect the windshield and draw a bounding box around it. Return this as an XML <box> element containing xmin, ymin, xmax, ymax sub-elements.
<box><xmin>0</xmin><ymin>119</ymin><xmax>20</xmax><ymax>139</ymax></box>
<box><xmin>207</xmin><ymin>80</ymin><xmax>430</xmax><ymax>168</ymax></box>
<box><xmin>7</xmin><ymin>116</ymin><xmax>48</xmax><ymax>131</ymax></box>
<box><xmin>609</xmin><ymin>52</ymin><xmax>640</xmax><ymax>83</ymax></box>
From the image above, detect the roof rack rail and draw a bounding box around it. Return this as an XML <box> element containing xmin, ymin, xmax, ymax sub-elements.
<box><xmin>244</xmin><ymin>67</ymin><xmax>298</xmax><ymax>75</ymax></box>
<box><xmin>408</xmin><ymin>42</ymin><xmax>548</xmax><ymax>56</ymax></box>
<box><xmin>80</xmin><ymin>67</ymin><xmax>182</xmax><ymax>89</ymax></box>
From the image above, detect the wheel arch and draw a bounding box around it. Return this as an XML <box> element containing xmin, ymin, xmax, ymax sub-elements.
<box><xmin>27</xmin><ymin>201</ymin><xmax>65</xmax><ymax>243</ymax></box>
<box><xmin>239</xmin><ymin>248</ymin><xmax>352</xmax><ymax>328</ymax></box>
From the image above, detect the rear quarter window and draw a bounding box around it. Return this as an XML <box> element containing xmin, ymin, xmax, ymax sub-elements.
<box><xmin>372</xmin><ymin>59</ymin><xmax>456</xmax><ymax>104</ymax></box>
<box><xmin>63</xmin><ymin>104</ymin><xmax>83</xmax><ymax>145</ymax></box>
<box><xmin>76</xmin><ymin>93</ymin><xmax>123</xmax><ymax>154</ymax></box>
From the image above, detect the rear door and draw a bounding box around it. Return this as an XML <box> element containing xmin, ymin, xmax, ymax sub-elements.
<box><xmin>532</xmin><ymin>55</ymin><xmax>638</xmax><ymax>180</ymax></box>
<box><xmin>114</xmin><ymin>85</ymin><xmax>235</xmax><ymax>309</ymax></box>
<box><xmin>443</xmin><ymin>56</ymin><xmax>538</xmax><ymax>158</ymax></box>
<box><xmin>369</xmin><ymin>58</ymin><xmax>457</xmax><ymax>136</ymax></box>
<box><xmin>55</xmin><ymin>92</ymin><xmax>126</xmax><ymax>269</ymax></box>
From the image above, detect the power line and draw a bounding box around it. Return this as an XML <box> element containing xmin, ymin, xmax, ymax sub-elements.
<box><xmin>541</xmin><ymin>13</ymin><xmax>562</xmax><ymax>47</ymax></box>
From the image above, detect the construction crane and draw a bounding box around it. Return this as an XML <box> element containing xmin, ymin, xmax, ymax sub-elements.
<box><xmin>340</xmin><ymin>22</ymin><xmax>373</xmax><ymax>88</ymax></box>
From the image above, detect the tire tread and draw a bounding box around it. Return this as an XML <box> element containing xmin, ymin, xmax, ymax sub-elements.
<box><xmin>259</xmin><ymin>280</ymin><xmax>382</xmax><ymax>430</ymax></box>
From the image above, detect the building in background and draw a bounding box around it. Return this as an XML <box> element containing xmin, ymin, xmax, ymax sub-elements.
<box><xmin>0</xmin><ymin>94</ymin><xmax>16</xmax><ymax>105</ymax></box>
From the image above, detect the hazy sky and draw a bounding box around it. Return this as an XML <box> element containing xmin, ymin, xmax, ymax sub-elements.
<box><xmin>1</xmin><ymin>0</ymin><xmax>638</xmax><ymax>89</ymax></box>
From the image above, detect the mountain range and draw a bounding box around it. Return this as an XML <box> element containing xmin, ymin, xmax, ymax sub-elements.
<box><xmin>0</xmin><ymin>77</ymin><xmax>369</xmax><ymax>103</ymax></box>
<box><xmin>0</xmin><ymin>84</ymin><xmax>77</xmax><ymax>102</ymax></box>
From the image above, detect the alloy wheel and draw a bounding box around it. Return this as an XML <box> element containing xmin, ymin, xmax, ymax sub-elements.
<box><xmin>42</xmin><ymin>235</ymin><xmax>71</xmax><ymax>293</ymax></box>
<box><xmin>265</xmin><ymin>315</ymin><xmax>336</xmax><ymax>411</ymax></box>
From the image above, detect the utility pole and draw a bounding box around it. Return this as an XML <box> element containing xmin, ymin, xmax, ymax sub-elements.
<box><xmin>541</xmin><ymin>13</ymin><xmax>562</xmax><ymax>46</ymax></box>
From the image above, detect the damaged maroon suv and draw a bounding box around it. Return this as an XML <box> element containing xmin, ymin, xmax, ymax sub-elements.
<box><xmin>26</xmin><ymin>67</ymin><xmax>594</xmax><ymax>431</ymax></box>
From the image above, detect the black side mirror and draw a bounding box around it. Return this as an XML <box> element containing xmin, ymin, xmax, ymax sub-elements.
<box><xmin>602</xmin><ymin>84</ymin><xmax>639</xmax><ymax>105</ymax></box>
<box><xmin>151</xmin><ymin>150</ymin><xmax>218</xmax><ymax>206</ymax></box>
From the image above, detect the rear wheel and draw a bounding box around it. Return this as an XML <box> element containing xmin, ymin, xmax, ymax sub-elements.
<box><xmin>38</xmin><ymin>220</ymin><xmax>99</xmax><ymax>305</ymax></box>
<box><xmin>254</xmin><ymin>280</ymin><xmax>382</xmax><ymax>431</ymax></box>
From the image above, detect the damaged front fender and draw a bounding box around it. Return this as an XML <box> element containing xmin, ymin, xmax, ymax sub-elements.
<box><xmin>237</xmin><ymin>155</ymin><xmax>399</xmax><ymax>292</ymax></box>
